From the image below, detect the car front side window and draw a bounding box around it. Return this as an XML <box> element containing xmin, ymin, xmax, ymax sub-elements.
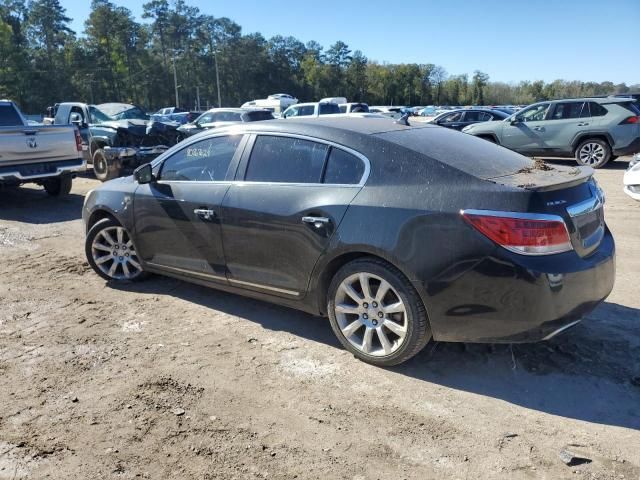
<box><xmin>160</xmin><ymin>135</ymin><xmax>242</xmax><ymax>182</ymax></box>
<box><xmin>517</xmin><ymin>103</ymin><xmax>550</xmax><ymax>122</ymax></box>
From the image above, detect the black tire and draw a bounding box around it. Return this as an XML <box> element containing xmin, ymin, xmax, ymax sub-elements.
<box><xmin>93</xmin><ymin>148</ymin><xmax>121</xmax><ymax>182</ymax></box>
<box><xmin>575</xmin><ymin>139</ymin><xmax>611</xmax><ymax>168</ymax></box>
<box><xmin>85</xmin><ymin>217</ymin><xmax>148</xmax><ymax>283</ymax></box>
<box><xmin>43</xmin><ymin>173</ymin><xmax>72</xmax><ymax>196</ymax></box>
<box><xmin>609</xmin><ymin>155</ymin><xmax>619</xmax><ymax>161</ymax></box>
<box><xmin>327</xmin><ymin>257</ymin><xmax>432</xmax><ymax>367</ymax></box>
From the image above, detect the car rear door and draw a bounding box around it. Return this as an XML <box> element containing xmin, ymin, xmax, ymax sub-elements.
<box><xmin>133</xmin><ymin>133</ymin><xmax>247</xmax><ymax>280</ymax></box>
<box><xmin>220</xmin><ymin>133</ymin><xmax>368</xmax><ymax>298</ymax></box>
<box><xmin>460</xmin><ymin>110</ymin><xmax>493</xmax><ymax>130</ymax></box>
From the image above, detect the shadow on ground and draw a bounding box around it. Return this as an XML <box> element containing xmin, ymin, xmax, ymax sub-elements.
<box><xmin>0</xmin><ymin>186</ymin><xmax>85</xmax><ymax>223</ymax></box>
<box><xmin>116</xmin><ymin>275</ymin><xmax>640</xmax><ymax>430</ymax></box>
<box><xmin>543</xmin><ymin>157</ymin><xmax>630</xmax><ymax>170</ymax></box>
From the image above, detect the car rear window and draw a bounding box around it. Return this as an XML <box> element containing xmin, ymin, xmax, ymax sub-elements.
<box><xmin>319</xmin><ymin>103</ymin><xmax>340</xmax><ymax>115</ymax></box>
<box><xmin>377</xmin><ymin>127</ymin><xmax>533</xmax><ymax>179</ymax></box>
<box><xmin>617</xmin><ymin>102</ymin><xmax>640</xmax><ymax>114</ymax></box>
<box><xmin>243</xmin><ymin>110</ymin><xmax>274</xmax><ymax>122</ymax></box>
<box><xmin>323</xmin><ymin>148</ymin><xmax>365</xmax><ymax>184</ymax></box>
<box><xmin>245</xmin><ymin>135</ymin><xmax>328</xmax><ymax>183</ymax></box>
<box><xmin>0</xmin><ymin>104</ymin><xmax>23</xmax><ymax>126</ymax></box>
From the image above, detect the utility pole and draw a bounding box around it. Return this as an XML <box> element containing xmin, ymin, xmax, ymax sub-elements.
<box><xmin>172</xmin><ymin>51</ymin><xmax>179</xmax><ymax>108</ymax></box>
<box><xmin>196</xmin><ymin>86</ymin><xmax>200</xmax><ymax>110</ymax></box>
<box><xmin>213</xmin><ymin>48</ymin><xmax>221</xmax><ymax>107</ymax></box>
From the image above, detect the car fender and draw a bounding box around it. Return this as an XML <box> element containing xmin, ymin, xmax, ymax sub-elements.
<box><xmin>570</xmin><ymin>131</ymin><xmax>614</xmax><ymax>152</ymax></box>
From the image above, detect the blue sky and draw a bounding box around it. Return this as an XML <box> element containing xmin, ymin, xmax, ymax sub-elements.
<box><xmin>59</xmin><ymin>0</ymin><xmax>640</xmax><ymax>84</ymax></box>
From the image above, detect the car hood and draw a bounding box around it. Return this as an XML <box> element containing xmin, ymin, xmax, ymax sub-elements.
<box><xmin>93</xmin><ymin>119</ymin><xmax>149</xmax><ymax>135</ymax></box>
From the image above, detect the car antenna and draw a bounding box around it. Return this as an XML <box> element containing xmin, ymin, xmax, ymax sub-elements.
<box><xmin>395</xmin><ymin>112</ymin><xmax>411</xmax><ymax>126</ymax></box>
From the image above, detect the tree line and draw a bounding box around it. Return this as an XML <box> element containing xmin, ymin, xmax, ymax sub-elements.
<box><xmin>1</xmin><ymin>0</ymin><xmax>638</xmax><ymax>114</ymax></box>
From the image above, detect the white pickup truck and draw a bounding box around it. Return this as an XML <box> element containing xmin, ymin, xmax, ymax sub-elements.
<box><xmin>0</xmin><ymin>100</ymin><xmax>84</xmax><ymax>196</ymax></box>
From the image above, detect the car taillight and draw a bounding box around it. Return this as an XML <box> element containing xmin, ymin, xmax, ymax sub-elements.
<box><xmin>74</xmin><ymin>128</ymin><xmax>83</xmax><ymax>152</ymax></box>
<box><xmin>461</xmin><ymin>210</ymin><xmax>573</xmax><ymax>255</ymax></box>
<box><xmin>619</xmin><ymin>116</ymin><xmax>640</xmax><ymax>125</ymax></box>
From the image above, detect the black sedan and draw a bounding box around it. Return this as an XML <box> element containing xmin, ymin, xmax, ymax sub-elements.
<box><xmin>83</xmin><ymin>118</ymin><xmax>615</xmax><ymax>366</ymax></box>
<box><xmin>430</xmin><ymin>108</ymin><xmax>509</xmax><ymax>130</ymax></box>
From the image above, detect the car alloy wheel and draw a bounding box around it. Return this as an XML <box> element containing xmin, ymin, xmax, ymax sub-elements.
<box><xmin>334</xmin><ymin>272</ymin><xmax>409</xmax><ymax>356</ymax></box>
<box><xmin>576</xmin><ymin>140</ymin><xmax>611</xmax><ymax>168</ymax></box>
<box><xmin>90</xmin><ymin>224</ymin><xmax>143</xmax><ymax>280</ymax></box>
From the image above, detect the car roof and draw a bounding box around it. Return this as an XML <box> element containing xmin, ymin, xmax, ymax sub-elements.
<box><xmin>210</xmin><ymin>117</ymin><xmax>430</xmax><ymax>138</ymax></box>
<box><xmin>533</xmin><ymin>97</ymin><xmax>636</xmax><ymax>105</ymax></box>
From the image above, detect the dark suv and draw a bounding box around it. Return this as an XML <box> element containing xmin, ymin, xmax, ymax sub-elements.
<box><xmin>463</xmin><ymin>97</ymin><xmax>640</xmax><ymax>168</ymax></box>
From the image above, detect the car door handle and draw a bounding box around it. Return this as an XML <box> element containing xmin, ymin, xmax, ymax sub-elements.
<box><xmin>302</xmin><ymin>216</ymin><xmax>330</xmax><ymax>227</ymax></box>
<box><xmin>194</xmin><ymin>208</ymin><xmax>216</xmax><ymax>221</ymax></box>
<box><xmin>532</xmin><ymin>126</ymin><xmax>545</xmax><ymax>131</ymax></box>
<box><xmin>577</xmin><ymin>122</ymin><xmax>589</xmax><ymax>126</ymax></box>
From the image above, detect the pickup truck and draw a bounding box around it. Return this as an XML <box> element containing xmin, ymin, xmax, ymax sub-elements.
<box><xmin>0</xmin><ymin>99</ymin><xmax>84</xmax><ymax>196</ymax></box>
<box><xmin>52</xmin><ymin>102</ymin><xmax>175</xmax><ymax>181</ymax></box>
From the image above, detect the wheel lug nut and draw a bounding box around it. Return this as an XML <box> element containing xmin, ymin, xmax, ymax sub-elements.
<box><xmin>378</xmin><ymin>312</ymin><xmax>383</xmax><ymax>318</ymax></box>
<box><xmin>372</xmin><ymin>302</ymin><xmax>378</xmax><ymax>308</ymax></box>
<box><xmin>372</xmin><ymin>319</ymin><xmax>378</xmax><ymax>326</ymax></box>
<box><xmin>363</xmin><ymin>302</ymin><xmax>368</xmax><ymax>308</ymax></box>
<box><xmin>363</xmin><ymin>313</ymin><xmax>368</xmax><ymax>320</ymax></box>
<box><xmin>119</xmin><ymin>257</ymin><xmax>123</xmax><ymax>260</ymax></box>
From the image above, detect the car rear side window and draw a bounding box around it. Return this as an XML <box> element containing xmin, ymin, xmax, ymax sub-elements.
<box><xmin>160</xmin><ymin>135</ymin><xmax>241</xmax><ymax>182</ymax></box>
<box><xmin>323</xmin><ymin>148</ymin><xmax>365</xmax><ymax>184</ymax></box>
<box><xmin>589</xmin><ymin>102</ymin><xmax>608</xmax><ymax>116</ymax></box>
<box><xmin>245</xmin><ymin>135</ymin><xmax>328</xmax><ymax>183</ymax></box>
<box><xmin>550</xmin><ymin>102</ymin><xmax>584</xmax><ymax>120</ymax></box>
<box><xmin>0</xmin><ymin>104</ymin><xmax>23</xmax><ymax>126</ymax></box>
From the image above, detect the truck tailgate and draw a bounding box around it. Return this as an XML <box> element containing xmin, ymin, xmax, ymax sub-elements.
<box><xmin>0</xmin><ymin>125</ymin><xmax>80</xmax><ymax>167</ymax></box>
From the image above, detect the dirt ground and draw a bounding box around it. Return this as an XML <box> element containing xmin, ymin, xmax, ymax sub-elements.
<box><xmin>1</xmin><ymin>158</ymin><xmax>639</xmax><ymax>480</ymax></box>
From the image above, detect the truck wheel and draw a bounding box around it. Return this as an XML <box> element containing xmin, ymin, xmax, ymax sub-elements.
<box><xmin>93</xmin><ymin>149</ymin><xmax>121</xmax><ymax>182</ymax></box>
<box><xmin>575</xmin><ymin>139</ymin><xmax>611</xmax><ymax>168</ymax></box>
<box><xmin>43</xmin><ymin>173</ymin><xmax>72</xmax><ymax>196</ymax></box>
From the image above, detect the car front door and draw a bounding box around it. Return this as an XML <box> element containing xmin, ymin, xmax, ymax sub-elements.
<box><xmin>133</xmin><ymin>134</ymin><xmax>247</xmax><ymax>280</ymax></box>
<box><xmin>541</xmin><ymin>101</ymin><xmax>588</xmax><ymax>153</ymax></box>
<box><xmin>501</xmin><ymin>103</ymin><xmax>551</xmax><ymax>154</ymax></box>
<box><xmin>220</xmin><ymin>134</ymin><xmax>367</xmax><ymax>298</ymax></box>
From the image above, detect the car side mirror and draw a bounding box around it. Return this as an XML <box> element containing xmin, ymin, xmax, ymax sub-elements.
<box><xmin>510</xmin><ymin>117</ymin><xmax>521</xmax><ymax>125</ymax></box>
<box><xmin>134</xmin><ymin>163</ymin><xmax>154</xmax><ymax>184</ymax></box>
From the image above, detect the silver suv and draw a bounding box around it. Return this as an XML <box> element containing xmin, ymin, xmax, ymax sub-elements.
<box><xmin>462</xmin><ymin>97</ymin><xmax>640</xmax><ymax>168</ymax></box>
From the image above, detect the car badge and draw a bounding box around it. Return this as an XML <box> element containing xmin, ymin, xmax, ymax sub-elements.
<box><xmin>26</xmin><ymin>137</ymin><xmax>37</xmax><ymax>148</ymax></box>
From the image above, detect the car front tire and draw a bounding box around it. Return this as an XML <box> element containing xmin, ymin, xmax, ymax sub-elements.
<box><xmin>93</xmin><ymin>149</ymin><xmax>121</xmax><ymax>182</ymax></box>
<box><xmin>85</xmin><ymin>218</ymin><xmax>148</xmax><ymax>282</ymax></box>
<box><xmin>327</xmin><ymin>257</ymin><xmax>431</xmax><ymax>366</ymax></box>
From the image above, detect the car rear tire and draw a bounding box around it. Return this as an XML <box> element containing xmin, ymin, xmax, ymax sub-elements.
<box><xmin>93</xmin><ymin>148</ymin><xmax>121</xmax><ymax>182</ymax></box>
<box><xmin>327</xmin><ymin>258</ymin><xmax>431</xmax><ymax>366</ymax></box>
<box><xmin>575</xmin><ymin>139</ymin><xmax>611</xmax><ymax>168</ymax></box>
<box><xmin>43</xmin><ymin>173</ymin><xmax>72</xmax><ymax>196</ymax></box>
<box><xmin>85</xmin><ymin>218</ymin><xmax>148</xmax><ymax>282</ymax></box>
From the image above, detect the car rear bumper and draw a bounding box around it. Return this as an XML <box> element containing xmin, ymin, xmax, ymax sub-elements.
<box><xmin>613</xmin><ymin>137</ymin><xmax>640</xmax><ymax>156</ymax></box>
<box><xmin>0</xmin><ymin>158</ymin><xmax>86</xmax><ymax>182</ymax></box>
<box><xmin>422</xmin><ymin>229</ymin><xmax>616</xmax><ymax>343</ymax></box>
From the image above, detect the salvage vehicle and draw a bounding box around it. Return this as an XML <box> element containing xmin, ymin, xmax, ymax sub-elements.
<box><xmin>462</xmin><ymin>97</ymin><xmax>640</xmax><ymax>168</ymax></box>
<box><xmin>623</xmin><ymin>154</ymin><xmax>640</xmax><ymax>201</ymax></box>
<box><xmin>83</xmin><ymin>118</ymin><xmax>615</xmax><ymax>366</ymax></box>
<box><xmin>0</xmin><ymin>99</ymin><xmax>84</xmax><ymax>196</ymax></box>
<box><xmin>177</xmin><ymin>108</ymin><xmax>274</xmax><ymax>138</ymax></box>
<box><xmin>52</xmin><ymin>102</ymin><xmax>180</xmax><ymax>181</ymax></box>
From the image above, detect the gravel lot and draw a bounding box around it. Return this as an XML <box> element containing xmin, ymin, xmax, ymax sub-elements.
<box><xmin>1</xmin><ymin>158</ymin><xmax>639</xmax><ymax>479</ymax></box>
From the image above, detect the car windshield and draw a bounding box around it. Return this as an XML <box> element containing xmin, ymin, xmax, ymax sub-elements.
<box><xmin>88</xmin><ymin>105</ymin><xmax>115</xmax><ymax>123</ymax></box>
<box><xmin>97</xmin><ymin>103</ymin><xmax>149</xmax><ymax>120</ymax></box>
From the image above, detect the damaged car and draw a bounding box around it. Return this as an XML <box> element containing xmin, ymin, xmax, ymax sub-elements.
<box><xmin>52</xmin><ymin>102</ymin><xmax>183</xmax><ymax>181</ymax></box>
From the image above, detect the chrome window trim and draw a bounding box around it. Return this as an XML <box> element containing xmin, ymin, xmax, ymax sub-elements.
<box><xmin>241</xmin><ymin>131</ymin><xmax>371</xmax><ymax>187</ymax></box>
<box><xmin>460</xmin><ymin>209</ymin><xmax>573</xmax><ymax>256</ymax></box>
